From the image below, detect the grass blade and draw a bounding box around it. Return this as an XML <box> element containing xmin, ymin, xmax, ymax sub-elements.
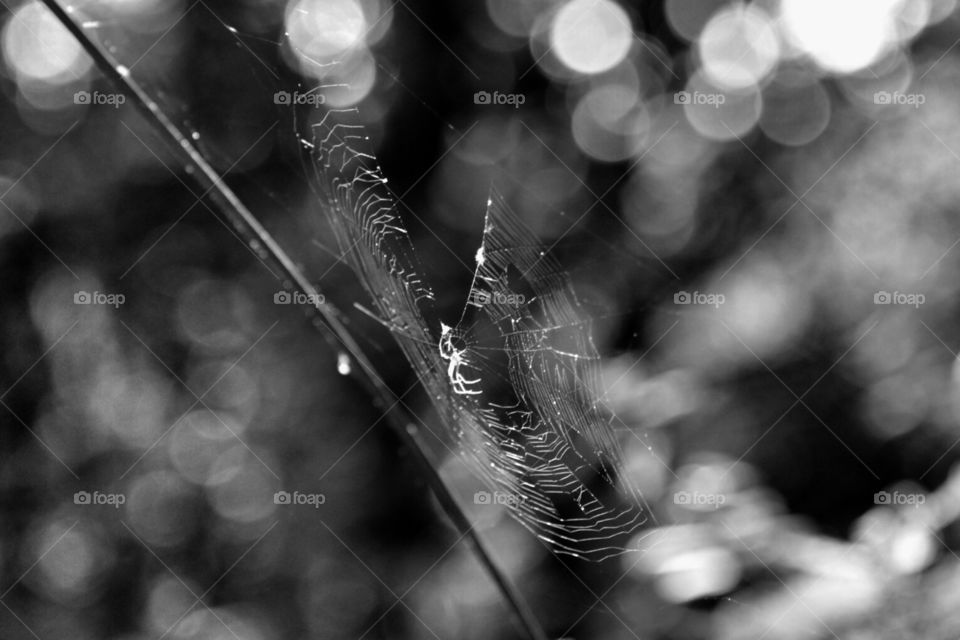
<box><xmin>37</xmin><ymin>2</ymin><xmax>550</xmax><ymax>638</ymax></box>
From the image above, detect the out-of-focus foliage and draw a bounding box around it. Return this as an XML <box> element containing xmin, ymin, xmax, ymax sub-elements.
<box><xmin>4</xmin><ymin>0</ymin><xmax>960</xmax><ymax>638</ymax></box>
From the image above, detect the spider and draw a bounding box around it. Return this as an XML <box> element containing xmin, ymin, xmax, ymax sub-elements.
<box><xmin>438</xmin><ymin>322</ymin><xmax>482</xmax><ymax>395</ymax></box>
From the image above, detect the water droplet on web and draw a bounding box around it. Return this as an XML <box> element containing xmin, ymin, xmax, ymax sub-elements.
<box><xmin>116</xmin><ymin>65</ymin><xmax>129</xmax><ymax>78</ymax></box>
<box><xmin>191</xmin><ymin>131</ymin><xmax>200</xmax><ymax>141</ymax></box>
<box><xmin>337</xmin><ymin>352</ymin><xmax>352</xmax><ymax>375</ymax></box>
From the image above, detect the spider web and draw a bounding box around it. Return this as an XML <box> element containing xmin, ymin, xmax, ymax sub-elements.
<box><xmin>306</xmin><ymin>107</ymin><xmax>646</xmax><ymax>561</ymax></box>
<box><xmin>59</xmin><ymin>0</ymin><xmax>647</xmax><ymax>560</ymax></box>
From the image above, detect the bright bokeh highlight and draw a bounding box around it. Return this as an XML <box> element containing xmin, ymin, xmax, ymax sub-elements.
<box><xmin>551</xmin><ymin>0</ymin><xmax>632</xmax><ymax>75</ymax></box>
<box><xmin>779</xmin><ymin>0</ymin><xmax>904</xmax><ymax>73</ymax></box>
<box><xmin>2</xmin><ymin>1</ymin><xmax>91</xmax><ymax>83</ymax></box>
<box><xmin>699</xmin><ymin>4</ymin><xmax>780</xmax><ymax>90</ymax></box>
<box><xmin>286</xmin><ymin>0</ymin><xmax>368</xmax><ymax>62</ymax></box>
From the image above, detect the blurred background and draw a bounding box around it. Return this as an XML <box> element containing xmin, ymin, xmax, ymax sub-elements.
<box><xmin>4</xmin><ymin>0</ymin><xmax>960</xmax><ymax>638</ymax></box>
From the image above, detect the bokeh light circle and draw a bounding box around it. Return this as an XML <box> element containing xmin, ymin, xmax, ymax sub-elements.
<box><xmin>681</xmin><ymin>73</ymin><xmax>762</xmax><ymax>141</ymax></box>
<box><xmin>2</xmin><ymin>1</ymin><xmax>92</xmax><ymax>83</ymax></box>
<box><xmin>286</xmin><ymin>0</ymin><xmax>368</xmax><ymax>62</ymax></box>
<box><xmin>317</xmin><ymin>48</ymin><xmax>377</xmax><ymax>106</ymax></box>
<box><xmin>699</xmin><ymin>4</ymin><xmax>780</xmax><ymax>90</ymax></box>
<box><xmin>780</xmin><ymin>0</ymin><xmax>902</xmax><ymax>73</ymax></box>
<box><xmin>758</xmin><ymin>80</ymin><xmax>831</xmax><ymax>146</ymax></box>
<box><xmin>551</xmin><ymin>0</ymin><xmax>633</xmax><ymax>75</ymax></box>
<box><xmin>126</xmin><ymin>470</ymin><xmax>197</xmax><ymax>547</ymax></box>
<box><xmin>571</xmin><ymin>84</ymin><xmax>649</xmax><ymax>162</ymax></box>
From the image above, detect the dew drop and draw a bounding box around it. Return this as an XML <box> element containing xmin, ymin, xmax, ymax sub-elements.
<box><xmin>116</xmin><ymin>65</ymin><xmax>129</xmax><ymax>77</ymax></box>
<box><xmin>337</xmin><ymin>352</ymin><xmax>352</xmax><ymax>376</ymax></box>
<box><xmin>191</xmin><ymin>131</ymin><xmax>200</xmax><ymax>141</ymax></box>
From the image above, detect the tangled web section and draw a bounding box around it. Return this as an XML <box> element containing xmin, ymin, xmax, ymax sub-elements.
<box><xmin>304</xmin><ymin>108</ymin><xmax>645</xmax><ymax>561</ymax></box>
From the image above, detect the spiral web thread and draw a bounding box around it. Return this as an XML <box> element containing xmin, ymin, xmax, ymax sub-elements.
<box><xmin>304</xmin><ymin>108</ymin><xmax>645</xmax><ymax>561</ymax></box>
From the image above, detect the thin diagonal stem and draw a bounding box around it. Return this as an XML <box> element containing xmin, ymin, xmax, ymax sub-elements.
<box><xmin>39</xmin><ymin>2</ymin><xmax>549</xmax><ymax>639</ymax></box>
